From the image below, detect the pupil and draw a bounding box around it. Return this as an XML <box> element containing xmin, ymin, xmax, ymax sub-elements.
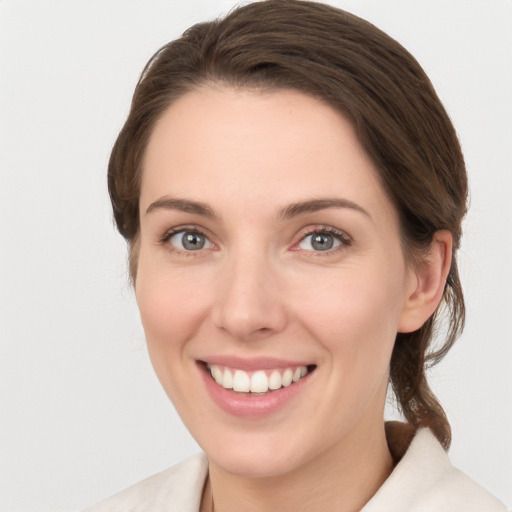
<box><xmin>183</xmin><ymin>232</ymin><xmax>205</xmax><ymax>250</ymax></box>
<box><xmin>312</xmin><ymin>233</ymin><xmax>333</xmax><ymax>251</ymax></box>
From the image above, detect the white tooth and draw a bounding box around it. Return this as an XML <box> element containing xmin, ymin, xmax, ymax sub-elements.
<box><xmin>211</xmin><ymin>365</ymin><xmax>223</xmax><ymax>385</ymax></box>
<box><xmin>233</xmin><ymin>370</ymin><xmax>250</xmax><ymax>392</ymax></box>
<box><xmin>292</xmin><ymin>368</ymin><xmax>302</xmax><ymax>382</ymax></box>
<box><xmin>222</xmin><ymin>368</ymin><xmax>233</xmax><ymax>389</ymax></box>
<box><xmin>268</xmin><ymin>369</ymin><xmax>282</xmax><ymax>390</ymax></box>
<box><xmin>300</xmin><ymin>366</ymin><xmax>307</xmax><ymax>378</ymax></box>
<box><xmin>282</xmin><ymin>368</ymin><xmax>293</xmax><ymax>387</ymax></box>
<box><xmin>250</xmin><ymin>371</ymin><xmax>269</xmax><ymax>393</ymax></box>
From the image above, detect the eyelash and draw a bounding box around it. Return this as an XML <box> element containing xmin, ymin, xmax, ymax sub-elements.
<box><xmin>160</xmin><ymin>225</ymin><xmax>212</xmax><ymax>255</ymax></box>
<box><xmin>159</xmin><ymin>225</ymin><xmax>352</xmax><ymax>255</ymax></box>
<box><xmin>294</xmin><ymin>226</ymin><xmax>352</xmax><ymax>255</ymax></box>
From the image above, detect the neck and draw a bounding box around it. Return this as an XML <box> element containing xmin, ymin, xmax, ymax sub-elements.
<box><xmin>202</xmin><ymin>422</ymin><xmax>394</xmax><ymax>512</ymax></box>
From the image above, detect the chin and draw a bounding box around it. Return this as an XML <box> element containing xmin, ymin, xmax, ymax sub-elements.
<box><xmin>193</xmin><ymin>423</ymin><xmax>314</xmax><ymax>479</ymax></box>
<box><xmin>210</xmin><ymin>444</ymin><xmax>306</xmax><ymax>479</ymax></box>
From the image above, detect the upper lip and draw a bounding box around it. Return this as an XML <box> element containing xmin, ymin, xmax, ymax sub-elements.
<box><xmin>198</xmin><ymin>355</ymin><xmax>314</xmax><ymax>371</ymax></box>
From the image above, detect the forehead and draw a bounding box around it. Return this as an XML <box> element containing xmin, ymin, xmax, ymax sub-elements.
<box><xmin>140</xmin><ymin>86</ymin><xmax>395</xmax><ymax>222</ymax></box>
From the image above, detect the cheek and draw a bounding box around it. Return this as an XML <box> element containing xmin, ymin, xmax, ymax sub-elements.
<box><xmin>297</xmin><ymin>271</ymin><xmax>406</xmax><ymax>421</ymax></box>
<box><xmin>134</xmin><ymin>267</ymin><xmax>214</xmax><ymax>413</ymax></box>
<box><xmin>135</xmin><ymin>263</ymin><xmax>212</xmax><ymax>364</ymax></box>
<box><xmin>295</xmin><ymin>267</ymin><xmax>405</xmax><ymax>364</ymax></box>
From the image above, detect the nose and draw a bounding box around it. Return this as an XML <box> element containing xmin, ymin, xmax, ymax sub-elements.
<box><xmin>211</xmin><ymin>251</ymin><xmax>288</xmax><ymax>341</ymax></box>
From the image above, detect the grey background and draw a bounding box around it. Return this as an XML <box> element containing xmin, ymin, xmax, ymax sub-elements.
<box><xmin>1</xmin><ymin>0</ymin><xmax>511</xmax><ymax>510</ymax></box>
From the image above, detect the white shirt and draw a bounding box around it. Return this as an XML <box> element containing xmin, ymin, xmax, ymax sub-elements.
<box><xmin>83</xmin><ymin>428</ymin><xmax>507</xmax><ymax>511</ymax></box>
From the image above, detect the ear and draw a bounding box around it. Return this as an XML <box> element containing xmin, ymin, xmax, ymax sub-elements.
<box><xmin>398</xmin><ymin>230</ymin><xmax>453</xmax><ymax>333</ymax></box>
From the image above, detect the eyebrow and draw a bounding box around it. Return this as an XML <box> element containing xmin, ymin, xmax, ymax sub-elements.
<box><xmin>145</xmin><ymin>196</ymin><xmax>370</xmax><ymax>221</ymax></box>
<box><xmin>277</xmin><ymin>198</ymin><xmax>371</xmax><ymax>221</ymax></box>
<box><xmin>145</xmin><ymin>197</ymin><xmax>216</xmax><ymax>217</ymax></box>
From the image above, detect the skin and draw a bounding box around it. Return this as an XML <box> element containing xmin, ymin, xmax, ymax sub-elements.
<box><xmin>135</xmin><ymin>86</ymin><xmax>451</xmax><ymax>512</ymax></box>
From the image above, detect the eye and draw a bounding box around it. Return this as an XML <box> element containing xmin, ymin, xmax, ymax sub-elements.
<box><xmin>166</xmin><ymin>229</ymin><xmax>214</xmax><ymax>251</ymax></box>
<box><xmin>297</xmin><ymin>228</ymin><xmax>351</xmax><ymax>252</ymax></box>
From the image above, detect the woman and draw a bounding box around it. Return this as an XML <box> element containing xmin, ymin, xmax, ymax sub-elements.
<box><xmin>85</xmin><ymin>1</ymin><xmax>507</xmax><ymax>510</ymax></box>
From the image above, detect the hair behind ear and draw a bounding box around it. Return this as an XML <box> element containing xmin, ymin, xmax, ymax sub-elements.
<box><xmin>391</xmin><ymin>233</ymin><xmax>464</xmax><ymax>450</ymax></box>
<box><xmin>391</xmin><ymin>325</ymin><xmax>451</xmax><ymax>448</ymax></box>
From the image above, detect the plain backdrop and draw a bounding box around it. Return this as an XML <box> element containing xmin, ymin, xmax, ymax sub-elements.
<box><xmin>1</xmin><ymin>1</ymin><xmax>511</xmax><ymax>510</ymax></box>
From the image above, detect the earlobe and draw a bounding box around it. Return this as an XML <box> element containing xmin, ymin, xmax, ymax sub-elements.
<box><xmin>398</xmin><ymin>230</ymin><xmax>453</xmax><ymax>333</ymax></box>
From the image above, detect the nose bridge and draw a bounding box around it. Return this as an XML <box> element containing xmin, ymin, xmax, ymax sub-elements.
<box><xmin>212</xmin><ymin>242</ymin><xmax>286</xmax><ymax>340</ymax></box>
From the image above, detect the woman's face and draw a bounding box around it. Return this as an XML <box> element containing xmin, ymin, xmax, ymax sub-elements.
<box><xmin>136</xmin><ymin>86</ymin><xmax>419</xmax><ymax>477</ymax></box>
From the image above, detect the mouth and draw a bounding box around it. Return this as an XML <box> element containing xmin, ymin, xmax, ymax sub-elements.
<box><xmin>197</xmin><ymin>357</ymin><xmax>317</xmax><ymax>417</ymax></box>
<box><xmin>204</xmin><ymin>362</ymin><xmax>317</xmax><ymax>395</ymax></box>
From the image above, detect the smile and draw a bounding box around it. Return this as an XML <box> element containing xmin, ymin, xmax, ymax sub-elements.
<box><xmin>207</xmin><ymin>364</ymin><xmax>312</xmax><ymax>394</ymax></box>
<box><xmin>199</xmin><ymin>359</ymin><xmax>316</xmax><ymax>417</ymax></box>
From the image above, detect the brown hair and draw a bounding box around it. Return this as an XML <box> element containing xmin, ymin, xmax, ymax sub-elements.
<box><xmin>108</xmin><ymin>0</ymin><xmax>467</xmax><ymax>449</ymax></box>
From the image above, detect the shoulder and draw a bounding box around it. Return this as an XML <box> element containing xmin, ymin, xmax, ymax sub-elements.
<box><xmin>82</xmin><ymin>453</ymin><xmax>208</xmax><ymax>512</ymax></box>
<box><xmin>363</xmin><ymin>427</ymin><xmax>508</xmax><ymax>512</ymax></box>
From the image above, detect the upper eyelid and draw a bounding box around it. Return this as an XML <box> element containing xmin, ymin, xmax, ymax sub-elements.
<box><xmin>162</xmin><ymin>224</ymin><xmax>210</xmax><ymax>239</ymax></box>
<box><xmin>295</xmin><ymin>225</ymin><xmax>352</xmax><ymax>241</ymax></box>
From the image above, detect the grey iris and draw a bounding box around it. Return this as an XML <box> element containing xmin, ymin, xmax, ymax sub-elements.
<box><xmin>182</xmin><ymin>232</ymin><xmax>205</xmax><ymax>250</ymax></box>
<box><xmin>311</xmin><ymin>233</ymin><xmax>334</xmax><ymax>251</ymax></box>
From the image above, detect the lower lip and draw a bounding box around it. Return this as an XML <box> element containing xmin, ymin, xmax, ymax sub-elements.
<box><xmin>198</xmin><ymin>364</ymin><xmax>313</xmax><ymax>418</ymax></box>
